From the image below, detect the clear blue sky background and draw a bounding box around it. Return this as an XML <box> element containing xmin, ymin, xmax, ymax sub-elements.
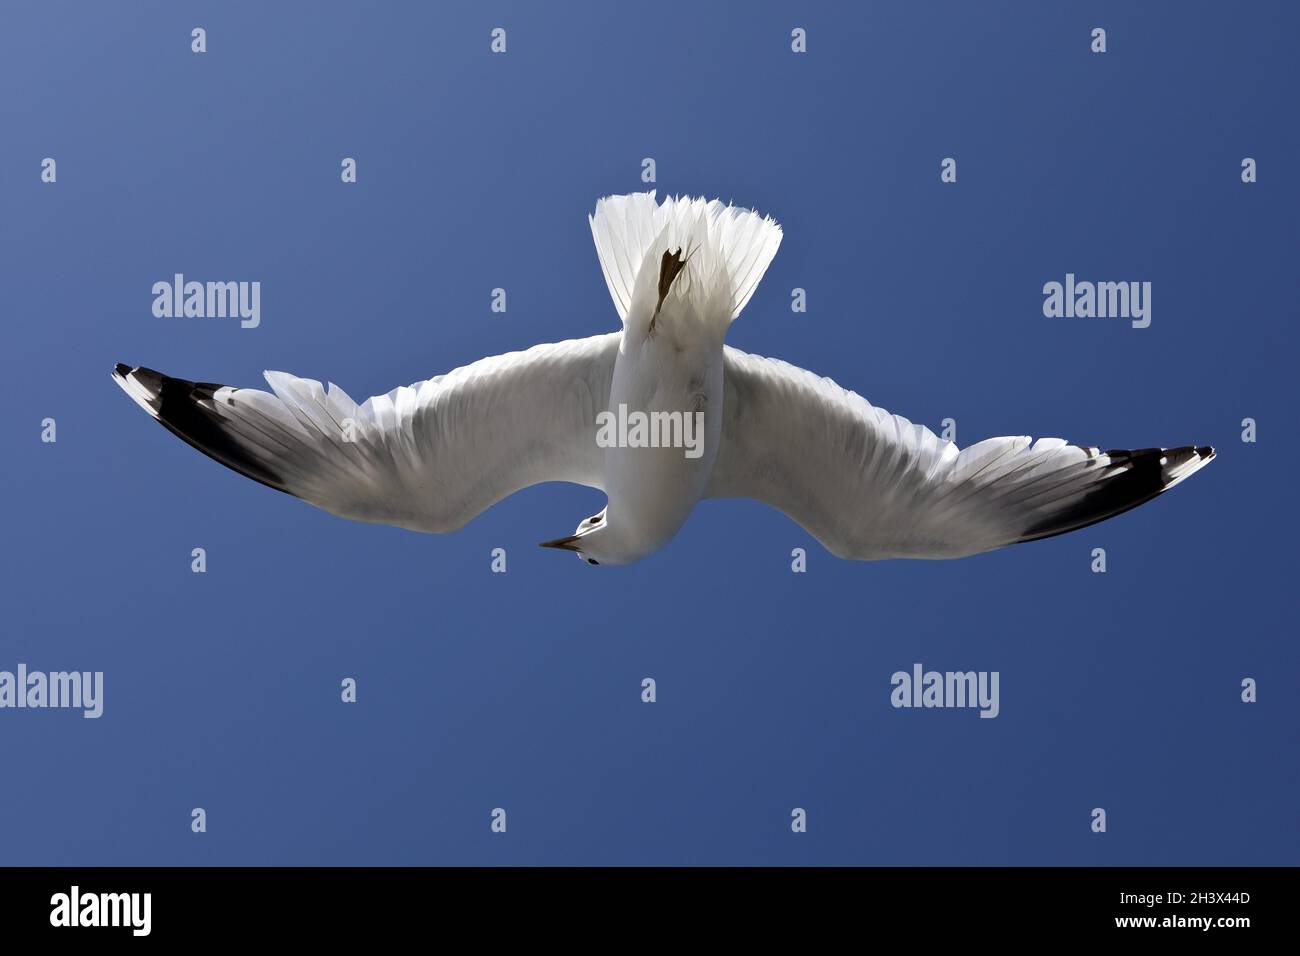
<box><xmin>1</xmin><ymin>1</ymin><xmax>1295</xmax><ymax>865</ymax></box>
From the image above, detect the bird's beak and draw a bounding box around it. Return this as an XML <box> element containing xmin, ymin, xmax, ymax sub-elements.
<box><xmin>539</xmin><ymin>533</ymin><xmax>582</xmax><ymax>552</ymax></box>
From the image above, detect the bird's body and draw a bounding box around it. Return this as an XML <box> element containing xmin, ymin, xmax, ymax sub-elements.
<box><xmin>114</xmin><ymin>192</ymin><xmax>1215</xmax><ymax>565</ymax></box>
<box><xmin>601</xmin><ymin>326</ymin><xmax>723</xmax><ymax>562</ymax></box>
<box><xmin>589</xmin><ymin>196</ymin><xmax>742</xmax><ymax>563</ymax></box>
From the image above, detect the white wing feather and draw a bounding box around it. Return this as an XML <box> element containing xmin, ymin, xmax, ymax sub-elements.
<box><xmin>113</xmin><ymin>333</ymin><xmax>620</xmax><ymax>532</ymax></box>
<box><xmin>708</xmin><ymin>347</ymin><xmax>1215</xmax><ymax>559</ymax></box>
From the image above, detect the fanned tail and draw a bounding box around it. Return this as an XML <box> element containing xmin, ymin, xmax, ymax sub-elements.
<box><xmin>588</xmin><ymin>192</ymin><xmax>782</xmax><ymax>337</ymax></box>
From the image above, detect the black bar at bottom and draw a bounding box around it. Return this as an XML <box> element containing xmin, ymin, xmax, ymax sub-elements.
<box><xmin>0</xmin><ymin>866</ymin><xmax>1285</xmax><ymax>940</ymax></box>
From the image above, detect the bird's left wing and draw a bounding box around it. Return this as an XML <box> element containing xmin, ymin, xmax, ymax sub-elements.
<box><xmin>113</xmin><ymin>333</ymin><xmax>620</xmax><ymax>532</ymax></box>
<box><xmin>707</xmin><ymin>347</ymin><xmax>1214</xmax><ymax>559</ymax></box>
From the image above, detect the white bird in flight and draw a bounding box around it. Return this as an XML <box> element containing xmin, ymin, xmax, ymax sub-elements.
<box><xmin>114</xmin><ymin>192</ymin><xmax>1214</xmax><ymax>566</ymax></box>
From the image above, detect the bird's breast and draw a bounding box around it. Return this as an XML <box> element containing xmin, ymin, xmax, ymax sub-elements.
<box><xmin>601</xmin><ymin>338</ymin><xmax>724</xmax><ymax>548</ymax></box>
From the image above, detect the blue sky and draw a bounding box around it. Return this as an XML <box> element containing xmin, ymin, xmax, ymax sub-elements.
<box><xmin>0</xmin><ymin>0</ymin><xmax>1295</xmax><ymax>865</ymax></box>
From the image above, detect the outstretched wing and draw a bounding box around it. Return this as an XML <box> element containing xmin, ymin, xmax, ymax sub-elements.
<box><xmin>113</xmin><ymin>333</ymin><xmax>620</xmax><ymax>532</ymax></box>
<box><xmin>708</xmin><ymin>347</ymin><xmax>1215</xmax><ymax>560</ymax></box>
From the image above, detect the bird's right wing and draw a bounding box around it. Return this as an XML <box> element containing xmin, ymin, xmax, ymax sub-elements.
<box><xmin>707</xmin><ymin>347</ymin><xmax>1214</xmax><ymax>560</ymax></box>
<box><xmin>113</xmin><ymin>333</ymin><xmax>621</xmax><ymax>532</ymax></box>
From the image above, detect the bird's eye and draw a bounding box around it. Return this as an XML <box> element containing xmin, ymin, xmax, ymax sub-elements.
<box><xmin>588</xmin><ymin>516</ymin><xmax>601</xmax><ymax>525</ymax></box>
<box><xmin>586</xmin><ymin>558</ymin><xmax>599</xmax><ymax>566</ymax></box>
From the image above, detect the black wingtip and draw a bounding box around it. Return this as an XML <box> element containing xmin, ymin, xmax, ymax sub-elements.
<box><xmin>1018</xmin><ymin>444</ymin><xmax>1214</xmax><ymax>544</ymax></box>
<box><xmin>116</xmin><ymin>365</ymin><xmax>291</xmax><ymax>497</ymax></box>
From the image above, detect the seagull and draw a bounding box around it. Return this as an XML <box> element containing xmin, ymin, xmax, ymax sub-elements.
<box><xmin>113</xmin><ymin>192</ymin><xmax>1214</xmax><ymax>566</ymax></box>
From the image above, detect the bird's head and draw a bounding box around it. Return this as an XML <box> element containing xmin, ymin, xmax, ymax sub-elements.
<box><xmin>539</xmin><ymin>507</ymin><xmax>632</xmax><ymax>566</ymax></box>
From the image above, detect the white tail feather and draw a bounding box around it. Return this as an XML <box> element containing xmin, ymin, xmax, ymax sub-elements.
<box><xmin>588</xmin><ymin>192</ymin><xmax>781</xmax><ymax>330</ymax></box>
